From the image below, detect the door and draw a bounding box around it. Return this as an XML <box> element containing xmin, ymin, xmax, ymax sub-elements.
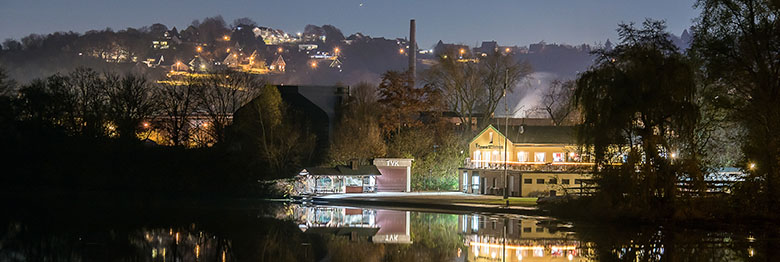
<box><xmin>509</xmin><ymin>176</ymin><xmax>515</xmax><ymax>196</ymax></box>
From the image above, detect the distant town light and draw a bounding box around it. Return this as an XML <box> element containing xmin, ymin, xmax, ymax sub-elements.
<box><xmin>226</xmin><ymin>48</ymin><xmax>230</xmax><ymax>53</ymax></box>
<box><xmin>223</xmin><ymin>35</ymin><xmax>230</xmax><ymax>41</ymax></box>
<box><xmin>202</xmin><ymin>122</ymin><xmax>208</xmax><ymax>128</ymax></box>
<box><xmin>399</xmin><ymin>48</ymin><xmax>405</xmax><ymax>54</ymax></box>
<box><xmin>506</xmin><ymin>48</ymin><xmax>511</xmax><ymax>53</ymax></box>
<box><xmin>749</xmin><ymin>162</ymin><xmax>756</xmax><ymax>170</ymax></box>
<box><xmin>334</xmin><ymin>47</ymin><xmax>340</xmax><ymax>54</ymax></box>
<box><xmin>459</xmin><ymin>48</ymin><xmax>465</xmax><ymax>54</ymax></box>
<box><xmin>311</xmin><ymin>61</ymin><xmax>317</xmax><ymax>68</ymax></box>
<box><xmin>670</xmin><ymin>152</ymin><xmax>677</xmax><ymax>159</ymax></box>
<box><xmin>277</xmin><ymin>47</ymin><xmax>283</xmax><ymax>53</ymax></box>
<box><xmin>196</xmin><ymin>46</ymin><xmax>202</xmax><ymax>52</ymax></box>
<box><xmin>142</xmin><ymin>122</ymin><xmax>150</xmax><ymax>128</ymax></box>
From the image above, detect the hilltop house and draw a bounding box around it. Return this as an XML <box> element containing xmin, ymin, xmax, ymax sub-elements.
<box><xmin>459</xmin><ymin>123</ymin><xmax>592</xmax><ymax>197</ymax></box>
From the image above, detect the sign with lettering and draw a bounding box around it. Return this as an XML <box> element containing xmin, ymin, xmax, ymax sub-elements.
<box><xmin>386</xmin><ymin>160</ymin><xmax>400</xmax><ymax>166</ymax></box>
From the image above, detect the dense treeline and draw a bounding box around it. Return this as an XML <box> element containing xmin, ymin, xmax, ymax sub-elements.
<box><xmin>329</xmin><ymin>71</ymin><xmax>465</xmax><ymax>190</ymax></box>
<box><xmin>548</xmin><ymin>0</ymin><xmax>780</xmax><ymax>222</ymax></box>
<box><xmin>0</xmin><ymin>67</ymin><xmax>317</xmax><ymax>196</ymax></box>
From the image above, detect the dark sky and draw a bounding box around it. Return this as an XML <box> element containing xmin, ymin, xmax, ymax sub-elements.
<box><xmin>1</xmin><ymin>0</ymin><xmax>699</xmax><ymax>48</ymax></box>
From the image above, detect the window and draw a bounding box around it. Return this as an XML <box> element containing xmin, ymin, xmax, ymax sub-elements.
<box><xmin>535</xmin><ymin>152</ymin><xmax>546</xmax><ymax>162</ymax></box>
<box><xmin>524</xmin><ymin>178</ymin><xmax>532</xmax><ymax>184</ymax></box>
<box><xmin>523</xmin><ymin>227</ymin><xmax>532</xmax><ymax>232</ymax></box>
<box><xmin>345</xmin><ymin>177</ymin><xmax>363</xmax><ymax>186</ymax></box>
<box><xmin>575</xmin><ymin>179</ymin><xmax>583</xmax><ymax>184</ymax></box>
<box><xmin>473</xmin><ymin>150</ymin><xmax>481</xmax><ymax>167</ymax></box>
<box><xmin>553</xmin><ymin>152</ymin><xmax>565</xmax><ymax>162</ymax></box>
<box><xmin>517</xmin><ymin>151</ymin><xmax>529</xmax><ymax>162</ymax></box>
<box><xmin>489</xmin><ymin>132</ymin><xmax>494</xmax><ymax>144</ymax></box>
<box><xmin>536</xmin><ymin>227</ymin><xmax>544</xmax><ymax>233</ymax></box>
<box><xmin>536</xmin><ymin>179</ymin><xmax>545</xmax><ymax>184</ymax></box>
<box><xmin>549</xmin><ymin>178</ymin><xmax>557</xmax><ymax>184</ymax></box>
<box><xmin>562</xmin><ymin>179</ymin><xmax>570</xmax><ymax>185</ymax></box>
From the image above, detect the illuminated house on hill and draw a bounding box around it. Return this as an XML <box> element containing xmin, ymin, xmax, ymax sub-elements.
<box><xmin>460</xmin><ymin>123</ymin><xmax>593</xmax><ymax>197</ymax></box>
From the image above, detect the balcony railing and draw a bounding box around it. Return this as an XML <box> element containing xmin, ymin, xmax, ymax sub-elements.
<box><xmin>465</xmin><ymin>159</ymin><xmax>594</xmax><ymax>173</ymax></box>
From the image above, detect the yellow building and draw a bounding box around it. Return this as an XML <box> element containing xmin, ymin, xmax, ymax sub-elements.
<box><xmin>459</xmin><ymin>124</ymin><xmax>592</xmax><ymax>197</ymax></box>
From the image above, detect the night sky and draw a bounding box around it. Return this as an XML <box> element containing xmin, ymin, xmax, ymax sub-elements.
<box><xmin>1</xmin><ymin>0</ymin><xmax>699</xmax><ymax>48</ymax></box>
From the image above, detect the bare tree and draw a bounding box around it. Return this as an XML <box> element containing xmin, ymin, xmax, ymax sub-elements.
<box><xmin>67</xmin><ymin>67</ymin><xmax>109</xmax><ymax>137</ymax></box>
<box><xmin>155</xmin><ymin>78</ymin><xmax>198</xmax><ymax>146</ymax></box>
<box><xmin>195</xmin><ymin>70</ymin><xmax>263</xmax><ymax>145</ymax></box>
<box><xmin>104</xmin><ymin>72</ymin><xmax>157</xmax><ymax>139</ymax></box>
<box><xmin>424</xmin><ymin>51</ymin><xmax>531</xmax><ymax>131</ymax></box>
<box><xmin>537</xmin><ymin>79</ymin><xmax>575</xmax><ymax>126</ymax></box>
<box><xmin>479</xmin><ymin>51</ymin><xmax>533</xmax><ymax>126</ymax></box>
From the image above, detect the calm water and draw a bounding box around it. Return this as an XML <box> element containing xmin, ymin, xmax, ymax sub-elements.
<box><xmin>0</xmin><ymin>199</ymin><xmax>777</xmax><ymax>261</ymax></box>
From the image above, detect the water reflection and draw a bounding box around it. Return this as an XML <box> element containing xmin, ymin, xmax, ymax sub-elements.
<box><xmin>0</xmin><ymin>201</ymin><xmax>776</xmax><ymax>261</ymax></box>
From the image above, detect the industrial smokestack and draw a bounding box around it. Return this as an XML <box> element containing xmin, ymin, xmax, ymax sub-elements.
<box><xmin>409</xmin><ymin>19</ymin><xmax>416</xmax><ymax>86</ymax></box>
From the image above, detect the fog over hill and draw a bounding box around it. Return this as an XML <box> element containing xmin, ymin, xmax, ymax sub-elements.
<box><xmin>0</xmin><ymin>18</ymin><xmax>692</xmax><ymax>115</ymax></box>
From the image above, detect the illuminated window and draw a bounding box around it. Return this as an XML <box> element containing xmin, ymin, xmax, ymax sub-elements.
<box><xmin>517</xmin><ymin>151</ymin><xmax>529</xmax><ymax>162</ymax></box>
<box><xmin>473</xmin><ymin>150</ymin><xmax>481</xmax><ymax>167</ymax></box>
<box><xmin>535</xmin><ymin>152</ymin><xmax>546</xmax><ymax>162</ymax></box>
<box><xmin>553</xmin><ymin>152</ymin><xmax>564</xmax><ymax>162</ymax></box>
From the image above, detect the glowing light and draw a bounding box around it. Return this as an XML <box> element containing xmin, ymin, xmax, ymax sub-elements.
<box><xmin>226</xmin><ymin>48</ymin><xmax>230</xmax><ymax>53</ymax></box>
<box><xmin>506</xmin><ymin>48</ymin><xmax>511</xmax><ymax>53</ymax></box>
<box><xmin>142</xmin><ymin>122</ymin><xmax>150</xmax><ymax>128</ymax></box>
<box><xmin>670</xmin><ymin>152</ymin><xmax>677</xmax><ymax>158</ymax></box>
<box><xmin>399</xmin><ymin>48</ymin><xmax>405</xmax><ymax>54</ymax></box>
<box><xmin>569</xmin><ymin>152</ymin><xmax>576</xmax><ymax>158</ymax></box>
<box><xmin>459</xmin><ymin>48</ymin><xmax>465</xmax><ymax>54</ymax></box>
<box><xmin>334</xmin><ymin>47</ymin><xmax>340</xmax><ymax>54</ymax></box>
<box><xmin>568</xmin><ymin>253</ymin><xmax>574</xmax><ymax>261</ymax></box>
<box><xmin>223</xmin><ymin>35</ymin><xmax>230</xmax><ymax>41</ymax></box>
<box><xmin>196</xmin><ymin>46</ymin><xmax>202</xmax><ymax>52</ymax></box>
<box><xmin>277</xmin><ymin>47</ymin><xmax>283</xmax><ymax>53</ymax></box>
<box><xmin>749</xmin><ymin>163</ymin><xmax>756</xmax><ymax>170</ymax></box>
<box><xmin>311</xmin><ymin>61</ymin><xmax>317</xmax><ymax>68</ymax></box>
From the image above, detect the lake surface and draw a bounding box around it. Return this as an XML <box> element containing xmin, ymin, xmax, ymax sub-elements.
<box><xmin>1</xmin><ymin>199</ymin><xmax>777</xmax><ymax>261</ymax></box>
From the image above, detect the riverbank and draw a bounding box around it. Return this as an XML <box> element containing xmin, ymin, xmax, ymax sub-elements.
<box><xmin>305</xmin><ymin>192</ymin><xmax>545</xmax><ymax>216</ymax></box>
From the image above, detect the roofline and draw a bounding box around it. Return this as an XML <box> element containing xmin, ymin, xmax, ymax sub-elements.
<box><xmin>469</xmin><ymin>124</ymin><xmax>511</xmax><ymax>145</ymax></box>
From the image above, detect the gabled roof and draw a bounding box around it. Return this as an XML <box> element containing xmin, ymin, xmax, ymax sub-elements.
<box><xmin>473</xmin><ymin>124</ymin><xmax>576</xmax><ymax>145</ymax></box>
<box><xmin>301</xmin><ymin>165</ymin><xmax>382</xmax><ymax>176</ymax></box>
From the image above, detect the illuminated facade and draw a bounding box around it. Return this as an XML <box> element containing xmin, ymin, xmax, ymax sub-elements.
<box><xmin>460</xmin><ymin>124</ymin><xmax>592</xmax><ymax>197</ymax></box>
